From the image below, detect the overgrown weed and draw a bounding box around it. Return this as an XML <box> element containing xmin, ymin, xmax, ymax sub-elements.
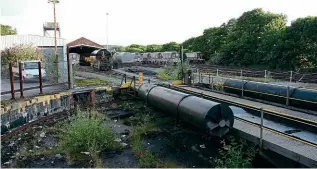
<box><xmin>214</xmin><ymin>136</ymin><xmax>257</xmax><ymax>168</ymax></box>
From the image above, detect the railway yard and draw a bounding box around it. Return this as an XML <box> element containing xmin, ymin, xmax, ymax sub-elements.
<box><xmin>1</xmin><ymin>62</ymin><xmax>317</xmax><ymax>168</ymax></box>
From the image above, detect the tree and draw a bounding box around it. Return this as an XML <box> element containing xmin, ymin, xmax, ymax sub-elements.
<box><xmin>145</xmin><ymin>44</ymin><xmax>162</xmax><ymax>52</ymax></box>
<box><xmin>161</xmin><ymin>42</ymin><xmax>180</xmax><ymax>51</ymax></box>
<box><xmin>112</xmin><ymin>46</ymin><xmax>125</xmax><ymax>52</ymax></box>
<box><xmin>282</xmin><ymin>16</ymin><xmax>317</xmax><ymax>70</ymax></box>
<box><xmin>1</xmin><ymin>24</ymin><xmax>17</xmax><ymax>35</ymax></box>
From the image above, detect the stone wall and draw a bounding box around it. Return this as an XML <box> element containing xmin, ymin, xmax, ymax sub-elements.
<box><xmin>1</xmin><ymin>86</ymin><xmax>113</xmax><ymax>135</ymax></box>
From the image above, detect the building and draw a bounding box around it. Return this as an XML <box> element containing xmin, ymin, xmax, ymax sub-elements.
<box><xmin>0</xmin><ymin>34</ymin><xmax>69</xmax><ymax>82</ymax></box>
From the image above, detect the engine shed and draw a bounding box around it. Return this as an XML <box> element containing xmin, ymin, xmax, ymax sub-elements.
<box><xmin>67</xmin><ymin>37</ymin><xmax>104</xmax><ymax>66</ymax></box>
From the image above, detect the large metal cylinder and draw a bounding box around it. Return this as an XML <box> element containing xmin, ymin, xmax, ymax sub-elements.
<box><xmin>147</xmin><ymin>86</ymin><xmax>191</xmax><ymax>117</ymax></box>
<box><xmin>137</xmin><ymin>84</ymin><xmax>234</xmax><ymax>137</ymax></box>
<box><xmin>290</xmin><ymin>88</ymin><xmax>317</xmax><ymax>111</ymax></box>
<box><xmin>178</xmin><ymin>96</ymin><xmax>234</xmax><ymax>137</ymax></box>
<box><xmin>137</xmin><ymin>83</ymin><xmax>157</xmax><ymax>101</ymax></box>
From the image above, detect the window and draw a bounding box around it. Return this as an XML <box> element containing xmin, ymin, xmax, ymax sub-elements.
<box><xmin>24</xmin><ymin>62</ymin><xmax>39</xmax><ymax>69</ymax></box>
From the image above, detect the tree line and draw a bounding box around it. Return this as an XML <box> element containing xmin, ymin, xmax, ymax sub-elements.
<box><xmin>117</xmin><ymin>8</ymin><xmax>317</xmax><ymax>71</ymax></box>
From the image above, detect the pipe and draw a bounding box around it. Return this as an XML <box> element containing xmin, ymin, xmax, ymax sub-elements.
<box><xmin>137</xmin><ymin>84</ymin><xmax>234</xmax><ymax>137</ymax></box>
<box><xmin>38</xmin><ymin>61</ymin><xmax>43</xmax><ymax>94</ymax></box>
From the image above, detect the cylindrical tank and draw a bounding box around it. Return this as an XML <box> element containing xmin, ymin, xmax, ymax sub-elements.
<box><xmin>137</xmin><ymin>84</ymin><xmax>234</xmax><ymax>137</ymax></box>
<box><xmin>147</xmin><ymin>86</ymin><xmax>191</xmax><ymax>117</ymax></box>
<box><xmin>290</xmin><ymin>88</ymin><xmax>317</xmax><ymax>111</ymax></box>
<box><xmin>244</xmin><ymin>81</ymin><xmax>296</xmax><ymax>104</ymax></box>
<box><xmin>223</xmin><ymin>79</ymin><xmax>247</xmax><ymax>95</ymax></box>
<box><xmin>137</xmin><ymin>84</ymin><xmax>157</xmax><ymax>102</ymax></box>
<box><xmin>178</xmin><ymin>96</ymin><xmax>234</xmax><ymax>137</ymax></box>
<box><xmin>223</xmin><ymin>79</ymin><xmax>297</xmax><ymax>104</ymax></box>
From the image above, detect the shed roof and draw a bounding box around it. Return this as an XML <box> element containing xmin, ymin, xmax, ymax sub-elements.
<box><xmin>67</xmin><ymin>37</ymin><xmax>103</xmax><ymax>48</ymax></box>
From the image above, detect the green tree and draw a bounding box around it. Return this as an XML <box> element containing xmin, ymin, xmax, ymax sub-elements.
<box><xmin>161</xmin><ymin>42</ymin><xmax>180</xmax><ymax>51</ymax></box>
<box><xmin>282</xmin><ymin>16</ymin><xmax>317</xmax><ymax>70</ymax></box>
<box><xmin>112</xmin><ymin>46</ymin><xmax>125</xmax><ymax>52</ymax></box>
<box><xmin>1</xmin><ymin>24</ymin><xmax>17</xmax><ymax>35</ymax></box>
<box><xmin>145</xmin><ymin>44</ymin><xmax>162</xmax><ymax>52</ymax></box>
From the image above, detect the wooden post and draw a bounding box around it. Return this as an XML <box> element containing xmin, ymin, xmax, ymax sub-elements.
<box><xmin>9</xmin><ymin>63</ymin><xmax>15</xmax><ymax>99</ymax></box>
<box><xmin>139</xmin><ymin>72</ymin><xmax>143</xmax><ymax>85</ymax></box>
<box><xmin>38</xmin><ymin>62</ymin><xmax>43</xmax><ymax>94</ymax></box>
<box><xmin>18</xmin><ymin>62</ymin><xmax>24</xmax><ymax>98</ymax></box>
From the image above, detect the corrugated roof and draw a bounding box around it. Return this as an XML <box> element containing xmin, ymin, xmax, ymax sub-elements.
<box><xmin>67</xmin><ymin>37</ymin><xmax>103</xmax><ymax>48</ymax></box>
<box><xmin>0</xmin><ymin>34</ymin><xmax>67</xmax><ymax>50</ymax></box>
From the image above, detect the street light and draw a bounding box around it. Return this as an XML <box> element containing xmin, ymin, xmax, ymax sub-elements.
<box><xmin>48</xmin><ymin>0</ymin><xmax>59</xmax><ymax>61</ymax></box>
<box><xmin>106</xmin><ymin>13</ymin><xmax>109</xmax><ymax>50</ymax></box>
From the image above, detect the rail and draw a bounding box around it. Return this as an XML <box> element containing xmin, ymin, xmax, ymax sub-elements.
<box><xmin>192</xmin><ymin>65</ymin><xmax>317</xmax><ymax>84</ymax></box>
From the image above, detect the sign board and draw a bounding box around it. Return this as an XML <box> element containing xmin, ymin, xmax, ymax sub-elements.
<box><xmin>139</xmin><ymin>72</ymin><xmax>143</xmax><ymax>85</ymax></box>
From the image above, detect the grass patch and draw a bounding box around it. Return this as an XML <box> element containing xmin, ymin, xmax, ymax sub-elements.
<box><xmin>75</xmin><ymin>78</ymin><xmax>107</xmax><ymax>87</ymax></box>
<box><xmin>58</xmin><ymin>109</ymin><xmax>119</xmax><ymax>167</ymax></box>
<box><xmin>214</xmin><ymin>136</ymin><xmax>257</xmax><ymax>168</ymax></box>
<box><xmin>158</xmin><ymin>62</ymin><xmax>189</xmax><ymax>81</ymax></box>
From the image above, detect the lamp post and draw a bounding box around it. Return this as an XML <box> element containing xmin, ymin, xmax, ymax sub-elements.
<box><xmin>106</xmin><ymin>13</ymin><xmax>109</xmax><ymax>50</ymax></box>
<box><xmin>48</xmin><ymin>0</ymin><xmax>59</xmax><ymax>61</ymax></box>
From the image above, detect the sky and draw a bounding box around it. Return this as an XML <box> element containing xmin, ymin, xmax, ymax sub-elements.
<box><xmin>1</xmin><ymin>0</ymin><xmax>317</xmax><ymax>46</ymax></box>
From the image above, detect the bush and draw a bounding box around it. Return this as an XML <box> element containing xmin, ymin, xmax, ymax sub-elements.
<box><xmin>214</xmin><ymin>136</ymin><xmax>257</xmax><ymax>168</ymax></box>
<box><xmin>59</xmin><ymin>111</ymin><xmax>117</xmax><ymax>155</ymax></box>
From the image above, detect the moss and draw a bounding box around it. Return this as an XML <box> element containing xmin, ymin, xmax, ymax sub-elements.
<box><xmin>75</xmin><ymin>78</ymin><xmax>107</xmax><ymax>87</ymax></box>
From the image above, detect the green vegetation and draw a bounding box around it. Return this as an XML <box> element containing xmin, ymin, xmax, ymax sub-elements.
<box><xmin>1</xmin><ymin>24</ymin><xmax>17</xmax><ymax>35</ymax></box>
<box><xmin>214</xmin><ymin>136</ymin><xmax>257</xmax><ymax>168</ymax></box>
<box><xmin>182</xmin><ymin>8</ymin><xmax>317</xmax><ymax>70</ymax></box>
<box><xmin>75</xmin><ymin>78</ymin><xmax>107</xmax><ymax>87</ymax></box>
<box><xmin>59</xmin><ymin>109</ymin><xmax>119</xmax><ymax>166</ymax></box>
<box><xmin>158</xmin><ymin>61</ymin><xmax>189</xmax><ymax>81</ymax></box>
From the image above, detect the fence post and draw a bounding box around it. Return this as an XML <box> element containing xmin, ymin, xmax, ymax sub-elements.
<box><xmin>260</xmin><ymin>108</ymin><xmax>264</xmax><ymax>149</ymax></box>
<box><xmin>18</xmin><ymin>62</ymin><xmax>24</xmax><ymax>99</ymax></box>
<box><xmin>286</xmin><ymin>86</ymin><xmax>289</xmax><ymax>106</ymax></box>
<box><xmin>199</xmin><ymin>72</ymin><xmax>201</xmax><ymax>83</ymax></box>
<box><xmin>241</xmin><ymin>80</ymin><xmax>244</xmax><ymax>97</ymax></box>
<box><xmin>208</xmin><ymin>74</ymin><xmax>211</xmax><ymax>84</ymax></box>
<box><xmin>216</xmin><ymin>69</ymin><xmax>219</xmax><ymax>76</ymax></box>
<box><xmin>290</xmin><ymin>71</ymin><xmax>293</xmax><ymax>83</ymax></box>
<box><xmin>9</xmin><ymin>63</ymin><xmax>15</xmax><ymax>100</ymax></box>
<box><xmin>66</xmin><ymin>46</ymin><xmax>72</xmax><ymax>89</ymax></box>
<box><xmin>38</xmin><ymin>61</ymin><xmax>43</xmax><ymax>94</ymax></box>
<box><xmin>264</xmin><ymin>70</ymin><xmax>267</xmax><ymax>82</ymax></box>
<box><xmin>211</xmin><ymin>76</ymin><xmax>214</xmax><ymax>90</ymax></box>
<box><xmin>240</xmin><ymin>69</ymin><xmax>243</xmax><ymax>79</ymax></box>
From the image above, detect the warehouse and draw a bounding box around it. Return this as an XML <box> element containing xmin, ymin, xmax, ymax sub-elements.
<box><xmin>0</xmin><ymin>34</ymin><xmax>69</xmax><ymax>83</ymax></box>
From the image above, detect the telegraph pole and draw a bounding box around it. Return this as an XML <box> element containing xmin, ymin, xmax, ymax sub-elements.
<box><xmin>106</xmin><ymin>13</ymin><xmax>109</xmax><ymax>50</ymax></box>
<box><xmin>48</xmin><ymin>0</ymin><xmax>59</xmax><ymax>61</ymax></box>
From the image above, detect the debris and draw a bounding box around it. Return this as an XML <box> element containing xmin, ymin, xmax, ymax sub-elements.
<box><xmin>121</xmin><ymin>134</ymin><xmax>127</xmax><ymax>138</ymax></box>
<box><xmin>199</xmin><ymin>144</ymin><xmax>206</xmax><ymax>149</ymax></box>
<box><xmin>114</xmin><ymin>119</ymin><xmax>118</xmax><ymax>123</ymax></box>
<box><xmin>115</xmin><ymin>138</ymin><xmax>122</xmax><ymax>142</ymax></box>
<box><xmin>35</xmin><ymin>146</ymin><xmax>40</xmax><ymax>149</ymax></box>
<box><xmin>41</xmin><ymin>157</ymin><xmax>45</xmax><ymax>160</ymax></box>
<box><xmin>8</xmin><ymin>142</ymin><xmax>15</xmax><ymax>147</ymax></box>
<box><xmin>81</xmin><ymin>152</ymin><xmax>90</xmax><ymax>155</ymax></box>
<box><xmin>147</xmin><ymin>142</ymin><xmax>150</xmax><ymax>145</ymax></box>
<box><xmin>55</xmin><ymin>154</ymin><xmax>63</xmax><ymax>159</ymax></box>
<box><xmin>40</xmin><ymin>132</ymin><xmax>46</xmax><ymax>138</ymax></box>
<box><xmin>51</xmin><ymin>161</ymin><xmax>54</xmax><ymax>164</ymax></box>
<box><xmin>120</xmin><ymin>142</ymin><xmax>128</xmax><ymax>147</ymax></box>
<box><xmin>4</xmin><ymin>160</ymin><xmax>12</xmax><ymax>165</ymax></box>
<box><xmin>10</xmin><ymin>156</ymin><xmax>15</xmax><ymax>159</ymax></box>
<box><xmin>24</xmin><ymin>133</ymin><xmax>28</xmax><ymax>135</ymax></box>
<box><xmin>18</xmin><ymin>138</ymin><xmax>21</xmax><ymax>141</ymax></box>
<box><xmin>29</xmin><ymin>150</ymin><xmax>33</xmax><ymax>152</ymax></box>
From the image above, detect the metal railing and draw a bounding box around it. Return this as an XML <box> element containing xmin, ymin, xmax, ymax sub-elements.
<box><xmin>192</xmin><ymin>66</ymin><xmax>317</xmax><ymax>84</ymax></box>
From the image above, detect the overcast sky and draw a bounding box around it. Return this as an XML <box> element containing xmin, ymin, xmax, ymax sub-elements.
<box><xmin>1</xmin><ymin>0</ymin><xmax>317</xmax><ymax>46</ymax></box>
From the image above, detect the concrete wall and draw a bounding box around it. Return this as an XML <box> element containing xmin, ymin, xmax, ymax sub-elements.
<box><xmin>1</xmin><ymin>86</ymin><xmax>113</xmax><ymax>135</ymax></box>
